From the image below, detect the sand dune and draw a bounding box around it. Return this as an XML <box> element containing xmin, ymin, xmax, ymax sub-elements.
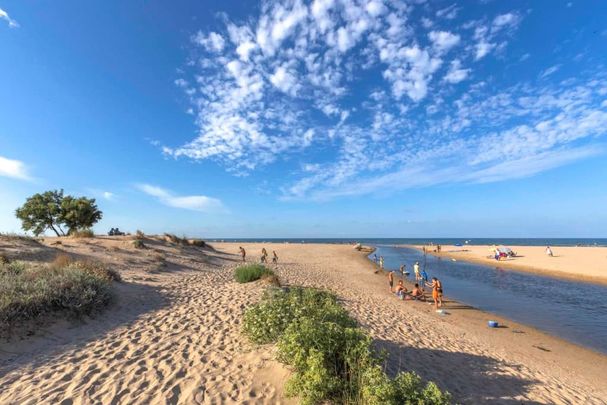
<box><xmin>0</xmin><ymin>237</ymin><xmax>293</xmax><ymax>404</ymax></box>
<box><xmin>1</xmin><ymin>238</ymin><xmax>606</xmax><ymax>404</ymax></box>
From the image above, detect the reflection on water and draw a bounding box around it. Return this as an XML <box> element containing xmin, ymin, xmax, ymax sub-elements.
<box><xmin>371</xmin><ymin>245</ymin><xmax>607</xmax><ymax>354</ymax></box>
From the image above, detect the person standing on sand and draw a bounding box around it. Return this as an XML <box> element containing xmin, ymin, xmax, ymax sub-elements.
<box><xmin>379</xmin><ymin>256</ymin><xmax>384</xmax><ymax>269</ymax></box>
<box><xmin>546</xmin><ymin>246</ymin><xmax>554</xmax><ymax>257</ymax></box>
<box><xmin>239</xmin><ymin>246</ymin><xmax>246</xmax><ymax>262</ymax></box>
<box><xmin>421</xmin><ymin>268</ymin><xmax>429</xmax><ymax>286</ymax></box>
<box><xmin>387</xmin><ymin>270</ymin><xmax>394</xmax><ymax>292</ymax></box>
<box><xmin>261</xmin><ymin>248</ymin><xmax>268</xmax><ymax>263</ymax></box>
<box><xmin>373</xmin><ymin>254</ymin><xmax>378</xmax><ymax>263</ymax></box>
<box><xmin>426</xmin><ymin>277</ymin><xmax>443</xmax><ymax>310</ymax></box>
<box><xmin>414</xmin><ymin>261</ymin><xmax>421</xmax><ymax>282</ymax></box>
<box><xmin>272</xmin><ymin>250</ymin><xmax>278</xmax><ymax>264</ymax></box>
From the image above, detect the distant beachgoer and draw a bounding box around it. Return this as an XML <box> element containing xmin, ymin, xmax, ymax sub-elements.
<box><xmin>272</xmin><ymin>250</ymin><xmax>278</xmax><ymax>264</ymax></box>
<box><xmin>239</xmin><ymin>246</ymin><xmax>246</xmax><ymax>262</ymax></box>
<box><xmin>379</xmin><ymin>256</ymin><xmax>384</xmax><ymax>269</ymax></box>
<box><xmin>414</xmin><ymin>261</ymin><xmax>421</xmax><ymax>282</ymax></box>
<box><xmin>387</xmin><ymin>271</ymin><xmax>394</xmax><ymax>292</ymax></box>
<box><xmin>546</xmin><ymin>246</ymin><xmax>554</xmax><ymax>257</ymax></box>
<box><xmin>399</xmin><ymin>264</ymin><xmax>405</xmax><ymax>276</ymax></box>
<box><xmin>426</xmin><ymin>277</ymin><xmax>443</xmax><ymax>310</ymax></box>
<box><xmin>411</xmin><ymin>283</ymin><xmax>425</xmax><ymax>301</ymax></box>
<box><xmin>261</xmin><ymin>248</ymin><xmax>268</xmax><ymax>263</ymax></box>
<box><xmin>373</xmin><ymin>254</ymin><xmax>378</xmax><ymax>263</ymax></box>
<box><xmin>437</xmin><ymin>245</ymin><xmax>442</xmax><ymax>253</ymax></box>
<box><xmin>422</xmin><ymin>246</ymin><xmax>426</xmax><ymax>254</ymax></box>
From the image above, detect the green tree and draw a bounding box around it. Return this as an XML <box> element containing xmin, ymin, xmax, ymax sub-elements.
<box><xmin>61</xmin><ymin>196</ymin><xmax>102</xmax><ymax>235</ymax></box>
<box><xmin>15</xmin><ymin>190</ymin><xmax>103</xmax><ymax>236</ymax></box>
<box><xmin>15</xmin><ymin>190</ymin><xmax>67</xmax><ymax>236</ymax></box>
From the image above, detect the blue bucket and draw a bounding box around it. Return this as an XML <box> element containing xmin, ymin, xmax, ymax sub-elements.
<box><xmin>488</xmin><ymin>320</ymin><xmax>499</xmax><ymax>328</ymax></box>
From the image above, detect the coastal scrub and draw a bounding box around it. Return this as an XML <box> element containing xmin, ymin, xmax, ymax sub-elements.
<box><xmin>234</xmin><ymin>264</ymin><xmax>275</xmax><ymax>283</ymax></box>
<box><xmin>243</xmin><ymin>287</ymin><xmax>451</xmax><ymax>404</ymax></box>
<box><xmin>0</xmin><ymin>259</ymin><xmax>118</xmax><ymax>331</ymax></box>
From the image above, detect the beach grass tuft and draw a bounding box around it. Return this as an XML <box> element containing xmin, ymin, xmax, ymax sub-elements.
<box><xmin>234</xmin><ymin>264</ymin><xmax>275</xmax><ymax>283</ymax></box>
<box><xmin>0</xmin><ymin>259</ymin><xmax>118</xmax><ymax>331</ymax></box>
<box><xmin>243</xmin><ymin>287</ymin><xmax>451</xmax><ymax>404</ymax></box>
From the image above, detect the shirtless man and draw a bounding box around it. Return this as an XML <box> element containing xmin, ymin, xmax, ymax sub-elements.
<box><xmin>394</xmin><ymin>280</ymin><xmax>407</xmax><ymax>298</ymax></box>
<box><xmin>239</xmin><ymin>246</ymin><xmax>246</xmax><ymax>262</ymax></box>
<box><xmin>410</xmin><ymin>283</ymin><xmax>425</xmax><ymax>301</ymax></box>
<box><xmin>387</xmin><ymin>270</ymin><xmax>394</xmax><ymax>292</ymax></box>
<box><xmin>272</xmin><ymin>250</ymin><xmax>278</xmax><ymax>264</ymax></box>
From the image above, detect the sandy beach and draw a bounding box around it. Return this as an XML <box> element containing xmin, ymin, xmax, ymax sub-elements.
<box><xmin>1</xmin><ymin>237</ymin><xmax>606</xmax><ymax>404</ymax></box>
<box><xmin>412</xmin><ymin>244</ymin><xmax>607</xmax><ymax>285</ymax></box>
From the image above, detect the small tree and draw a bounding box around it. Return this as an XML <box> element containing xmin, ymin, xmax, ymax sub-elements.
<box><xmin>15</xmin><ymin>190</ymin><xmax>67</xmax><ymax>237</ymax></box>
<box><xmin>15</xmin><ymin>190</ymin><xmax>103</xmax><ymax>237</ymax></box>
<box><xmin>61</xmin><ymin>196</ymin><xmax>102</xmax><ymax>235</ymax></box>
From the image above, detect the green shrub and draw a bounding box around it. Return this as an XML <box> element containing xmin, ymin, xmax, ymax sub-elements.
<box><xmin>70</xmin><ymin>228</ymin><xmax>94</xmax><ymax>238</ymax></box>
<box><xmin>0</xmin><ymin>260</ymin><xmax>115</xmax><ymax>330</ymax></box>
<box><xmin>135</xmin><ymin>229</ymin><xmax>145</xmax><ymax>238</ymax></box>
<box><xmin>242</xmin><ymin>287</ymin><xmax>451</xmax><ymax>404</ymax></box>
<box><xmin>132</xmin><ymin>239</ymin><xmax>146</xmax><ymax>249</ymax></box>
<box><xmin>0</xmin><ymin>253</ymin><xmax>10</xmax><ymax>264</ymax></box>
<box><xmin>234</xmin><ymin>264</ymin><xmax>274</xmax><ymax>284</ymax></box>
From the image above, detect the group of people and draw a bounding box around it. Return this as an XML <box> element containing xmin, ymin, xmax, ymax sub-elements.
<box><xmin>386</xmin><ymin>260</ymin><xmax>444</xmax><ymax>310</ymax></box>
<box><xmin>238</xmin><ymin>246</ymin><xmax>278</xmax><ymax>264</ymax></box>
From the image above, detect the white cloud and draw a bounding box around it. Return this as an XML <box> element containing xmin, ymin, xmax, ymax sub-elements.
<box><xmin>103</xmin><ymin>192</ymin><xmax>115</xmax><ymax>201</ymax></box>
<box><xmin>0</xmin><ymin>7</ymin><xmax>19</xmax><ymax>28</ymax></box>
<box><xmin>193</xmin><ymin>31</ymin><xmax>225</xmax><ymax>52</ymax></box>
<box><xmin>167</xmin><ymin>1</ymin><xmax>603</xmax><ymax>202</ymax></box>
<box><xmin>270</xmin><ymin>65</ymin><xmax>299</xmax><ymax>95</ymax></box>
<box><xmin>492</xmin><ymin>12</ymin><xmax>520</xmax><ymax>31</ymax></box>
<box><xmin>436</xmin><ymin>4</ymin><xmax>459</xmax><ymax>20</ymax></box>
<box><xmin>0</xmin><ymin>156</ymin><xmax>30</xmax><ymax>180</ymax></box>
<box><xmin>443</xmin><ymin>60</ymin><xmax>470</xmax><ymax>83</ymax></box>
<box><xmin>540</xmin><ymin>64</ymin><xmax>561</xmax><ymax>78</ymax></box>
<box><xmin>136</xmin><ymin>184</ymin><xmax>225</xmax><ymax>213</ymax></box>
<box><xmin>428</xmin><ymin>30</ymin><xmax>460</xmax><ymax>53</ymax></box>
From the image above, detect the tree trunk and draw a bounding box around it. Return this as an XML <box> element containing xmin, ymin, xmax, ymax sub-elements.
<box><xmin>57</xmin><ymin>224</ymin><xmax>67</xmax><ymax>236</ymax></box>
<box><xmin>49</xmin><ymin>224</ymin><xmax>61</xmax><ymax>237</ymax></box>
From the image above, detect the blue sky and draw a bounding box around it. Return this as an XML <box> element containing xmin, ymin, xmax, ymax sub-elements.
<box><xmin>1</xmin><ymin>0</ymin><xmax>606</xmax><ymax>238</ymax></box>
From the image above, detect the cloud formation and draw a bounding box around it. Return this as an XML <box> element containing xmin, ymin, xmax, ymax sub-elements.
<box><xmin>136</xmin><ymin>184</ymin><xmax>225</xmax><ymax>213</ymax></box>
<box><xmin>167</xmin><ymin>0</ymin><xmax>606</xmax><ymax>200</ymax></box>
<box><xmin>0</xmin><ymin>7</ymin><xmax>19</xmax><ymax>28</ymax></box>
<box><xmin>0</xmin><ymin>156</ymin><xmax>30</xmax><ymax>180</ymax></box>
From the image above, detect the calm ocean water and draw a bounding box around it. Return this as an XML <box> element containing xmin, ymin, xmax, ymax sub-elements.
<box><xmin>210</xmin><ymin>238</ymin><xmax>607</xmax><ymax>247</ymax></box>
<box><xmin>372</xmin><ymin>245</ymin><xmax>607</xmax><ymax>354</ymax></box>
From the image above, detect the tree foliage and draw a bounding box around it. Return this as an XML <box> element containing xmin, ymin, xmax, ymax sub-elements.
<box><xmin>15</xmin><ymin>190</ymin><xmax>102</xmax><ymax>236</ymax></box>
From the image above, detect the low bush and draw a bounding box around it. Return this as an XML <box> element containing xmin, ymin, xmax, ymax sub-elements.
<box><xmin>132</xmin><ymin>239</ymin><xmax>146</xmax><ymax>249</ymax></box>
<box><xmin>0</xmin><ymin>260</ymin><xmax>117</xmax><ymax>330</ymax></box>
<box><xmin>70</xmin><ymin>228</ymin><xmax>95</xmax><ymax>238</ymax></box>
<box><xmin>234</xmin><ymin>264</ymin><xmax>274</xmax><ymax>284</ymax></box>
<box><xmin>243</xmin><ymin>287</ymin><xmax>451</xmax><ymax>404</ymax></box>
<box><xmin>135</xmin><ymin>229</ymin><xmax>145</xmax><ymax>238</ymax></box>
<box><xmin>0</xmin><ymin>253</ymin><xmax>10</xmax><ymax>264</ymax></box>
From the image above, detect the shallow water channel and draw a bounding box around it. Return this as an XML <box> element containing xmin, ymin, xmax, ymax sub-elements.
<box><xmin>370</xmin><ymin>245</ymin><xmax>607</xmax><ymax>354</ymax></box>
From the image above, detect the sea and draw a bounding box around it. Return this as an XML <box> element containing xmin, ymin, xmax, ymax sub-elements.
<box><xmin>208</xmin><ymin>238</ymin><xmax>607</xmax><ymax>247</ymax></box>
